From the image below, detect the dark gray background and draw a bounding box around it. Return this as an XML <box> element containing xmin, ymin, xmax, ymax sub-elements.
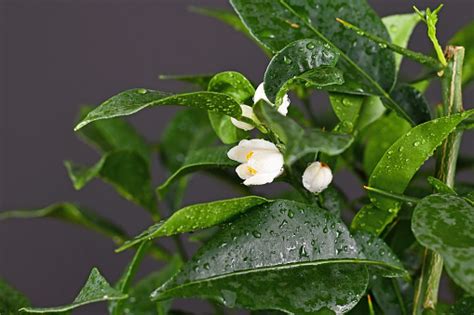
<box><xmin>1</xmin><ymin>0</ymin><xmax>473</xmax><ymax>314</ymax></box>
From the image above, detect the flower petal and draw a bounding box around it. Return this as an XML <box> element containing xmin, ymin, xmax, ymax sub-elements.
<box><xmin>253</xmin><ymin>82</ymin><xmax>271</xmax><ymax>104</ymax></box>
<box><xmin>277</xmin><ymin>94</ymin><xmax>291</xmax><ymax>116</ymax></box>
<box><xmin>235</xmin><ymin>163</ymin><xmax>254</xmax><ymax>180</ymax></box>
<box><xmin>302</xmin><ymin>162</ymin><xmax>333</xmax><ymax>193</ymax></box>
<box><xmin>239</xmin><ymin>139</ymin><xmax>279</xmax><ymax>152</ymax></box>
<box><xmin>227</xmin><ymin>145</ymin><xmax>251</xmax><ymax>163</ymax></box>
<box><xmin>230</xmin><ymin>117</ymin><xmax>254</xmax><ymax>131</ymax></box>
<box><xmin>243</xmin><ymin>171</ymin><xmax>280</xmax><ymax>186</ymax></box>
<box><xmin>247</xmin><ymin>151</ymin><xmax>284</xmax><ymax>174</ymax></box>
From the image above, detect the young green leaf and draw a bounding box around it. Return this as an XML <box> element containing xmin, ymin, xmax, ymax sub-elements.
<box><xmin>160</xmin><ymin>108</ymin><xmax>217</xmax><ymax>172</ymax></box>
<box><xmin>207</xmin><ymin>71</ymin><xmax>255</xmax><ymax>144</ymax></box>
<box><xmin>263</xmin><ymin>38</ymin><xmax>340</xmax><ymax>104</ymax></box>
<box><xmin>354</xmin><ymin>96</ymin><xmax>386</xmax><ymax>131</ymax></box>
<box><xmin>383</xmin><ymin>84</ymin><xmax>431</xmax><ymax>125</ymax></box>
<box><xmin>117</xmin><ymin>196</ymin><xmax>269</xmax><ymax>252</ymax></box>
<box><xmin>20</xmin><ymin>268</ymin><xmax>127</xmax><ymax>313</ymax></box>
<box><xmin>367</xmin><ymin>110</ymin><xmax>474</xmax><ymax>234</ymax></box>
<box><xmin>75</xmin><ymin>89</ymin><xmax>242</xmax><ymax>130</ymax></box>
<box><xmin>363</xmin><ymin>112</ymin><xmax>411</xmax><ymax>175</ymax></box>
<box><xmin>412</xmin><ymin>193</ymin><xmax>474</xmax><ymax>294</ymax></box>
<box><xmin>0</xmin><ymin>202</ymin><xmax>126</xmax><ymax>244</ymax></box>
<box><xmin>158</xmin><ymin>74</ymin><xmax>214</xmax><ymax>90</ymax></box>
<box><xmin>0</xmin><ymin>279</ymin><xmax>30</xmax><ymax>314</ymax></box>
<box><xmin>382</xmin><ymin>13</ymin><xmax>421</xmax><ymax>73</ymax></box>
<box><xmin>117</xmin><ymin>256</ymin><xmax>183</xmax><ymax>315</ymax></box>
<box><xmin>427</xmin><ymin>176</ymin><xmax>457</xmax><ymax>195</ymax></box>
<box><xmin>157</xmin><ymin>146</ymin><xmax>237</xmax><ymax>197</ymax></box>
<box><xmin>254</xmin><ymin>101</ymin><xmax>353</xmax><ymax>164</ymax></box>
<box><xmin>76</xmin><ymin>106</ymin><xmax>150</xmax><ymax>162</ymax></box>
<box><xmin>449</xmin><ymin>21</ymin><xmax>474</xmax><ymax>85</ymax></box>
<box><xmin>351</xmin><ymin>204</ymin><xmax>391</xmax><ymax>236</ymax></box>
<box><xmin>329</xmin><ymin>94</ymin><xmax>364</xmax><ymax>133</ymax></box>
<box><xmin>65</xmin><ymin>151</ymin><xmax>157</xmax><ymax>214</ymax></box>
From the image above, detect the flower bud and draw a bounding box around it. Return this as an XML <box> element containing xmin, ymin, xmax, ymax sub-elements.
<box><xmin>302</xmin><ymin>161</ymin><xmax>333</xmax><ymax>193</ymax></box>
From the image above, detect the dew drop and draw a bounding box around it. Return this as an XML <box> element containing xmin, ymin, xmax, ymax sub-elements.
<box><xmin>413</xmin><ymin>141</ymin><xmax>421</xmax><ymax>147</ymax></box>
<box><xmin>252</xmin><ymin>230</ymin><xmax>262</xmax><ymax>238</ymax></box>
<box><xmin>283</xmin><ymin>55</ymin><xmax>292</xmax><ymax>64</ymax></box>
<box><xmin>137</xmin><ymin>88</ymin><xmax>148</xmax><ymax>94</ymax></box>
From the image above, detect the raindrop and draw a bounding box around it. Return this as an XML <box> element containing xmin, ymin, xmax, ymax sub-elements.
<box><xmin>413</xmin><ymin>141</ymin><xmax>421</xmax><ymax>147</ymax></box>
<box><xmin>378</xmin><ymin>43</ymin><xmax>387</xmax><ymax>49</ymax></box>
<box><xmin>287</xmin><ymin>209</ymin><xmax>294</xmax><ymax>218</ymax></box>
<box><xmin>299</xmin><ymin>245</ymin><xmax>309</xmax><ymax>258</ymax></box>
<box><xmin>137</xmin><ymin>88</ymin><xmax>148</xmax><ymax>94</ymax></box>
<box><xmin>283</xmin><ymin>55</ymin><xmax>292</xmax><ymax>64</ymax></box>
<box><xmin>252</xmin><ymin>230</ymin><xmax>262</xmax><ymax>238</ymax></box>
<box><xmin>203</xmin><ymin>263</ymin><xmax>210</xmax><ymax>270</ymax></box>
<box><xmin>306</xmin><ymin>42</ymin><xmax>315</xmax><ymax>50</ymax></box>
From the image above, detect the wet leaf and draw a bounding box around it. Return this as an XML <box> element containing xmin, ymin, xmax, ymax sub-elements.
<box><xmin>329</xmin><ymin>94</ymin><xmax>364</xmax><ymax>132</ymax></box>
<box><xmin>447</xmin><ymin>296</ymin><xmax>474</xmax><ymax>314</ymax></box>
<box><xmin>75</xmin><ymin>89</ymin><xmax>242</xmax><ymax>130</ymax></box>
<box><xmin>207</xmin><ymin>71</ymin><xmax>254</xmax><ymax>144</ymax></box>
<box><xmin>157</xmin><ymin>146</ymin><xmax>237</xmax><ymax>197</ymax></box>
<box><xmin>65</xmin><ymin>151</ymin><xmax>157</xmax><ymax>214</ymax></box>
<box><xmin>117</xmin><ymin>196</ymin><xmax>269</xmax><ymax>252</ymax></box>
<box><xmin>264</xmin><ymin>39</ymin><xmax>341</xmax><ymax>104</ymax></box>
<box><xmin>351</xmin><ymin>204</ymin><xmax>387</xmax><ymax>236</ymax></box>
<box><xmin>449</xmin><ymin>21</ymin><xmax>474</xmax><ymax>85</ymax></box>
<box><xmin>254</xmin><ymin>101</ymin><xmax>353</xmax><ymax>164</ymax></box>
<box><xmin>427</xmin><ymin>176</ymin><xmax>457</xmax><ymax>195</ymax></box>
<box><xmin>20</xmin><ymin>268</ymin><xmax>127</xmax><ymax>313</ymax></box>
<box><xmin>366</xmin><ymin>110</ymin><xmax>474</xmax><ymax>234</ymax></box>
<box><xmin>318</xmin><ymin>185</ymin><xmax>348</xmax><ymax>216</ymax></box>
<box><xmin>153</xmin><ymin>200</ymin><xmax>407</xmax><ymax>313</ymax></box>
<box><xmin>158</xmin><ymin>74</ymin><xmax>214</xmax><ymax>90</ymax></box>
<box><xmin>0</xmin><ymin>279</ymin><xmax>30</xmax><ymax>314</ymax></box>
<box><xmin>0</xmin><ymin>202</ymin><xmax>126</xmax><ymax>244</ymax></box>
<box><xmin>412</xmin><ymin>193</ymin><xmax>474</xmax><ymax>294</ymax></box>
<box><xmin>384</xmin><ymin>84</ymin><xmax>431</xmax><ymax>125</ymax></box>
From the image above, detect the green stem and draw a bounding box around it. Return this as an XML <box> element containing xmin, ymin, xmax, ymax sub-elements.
<box><xmin>363</xmin><ymin>186</ymin><xmax>420</xmax><ymax>204</ymax></box>
<box><xmin>336</xmin><ymin>18</ymin><xmax>444</xmax><ymax>71</ymax></box>
<box><xmin>412</xmin><ymin>46</ymin><xmax>465</xmax><ymax>314</ymax></box>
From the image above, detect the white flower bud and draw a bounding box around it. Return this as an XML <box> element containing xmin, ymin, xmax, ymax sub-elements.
<box><xmin>230</xmin><ymin>104</ymin><xmax>258</xmax><ymax>131</ymax></box>
<box><xmin>253</xmin><ymin>82</ymin><xmax>291</xmax><ymax>116</ymax></box>
<box><xmin>227</xmin><ymin>139</ymin><xmax>284</xmax><ymax>186</ymax></box>
<box><xmin>302</xmin><ymin>161</ymin><xmax>333</xmax><ymax>193</ymax></box>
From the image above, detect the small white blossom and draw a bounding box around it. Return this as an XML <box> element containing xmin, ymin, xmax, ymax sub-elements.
<box><xmin>227</xmin><ymin>139</ymin><xmax>284</xmax><ymax>186</ymax></box>
<box><xmin>230</xmin><ymin>104</ymin><xmax>258</xmax><ymax>131</ymax></box>
<box><xmin>302</xmin><ymin>161</ymin><xmax>333</xmax><ymax>193</ymax></box>
<box><xmin>253</xmin><ymin>82</ymin><xmax>291</xmax><ymax>116</ymax></box>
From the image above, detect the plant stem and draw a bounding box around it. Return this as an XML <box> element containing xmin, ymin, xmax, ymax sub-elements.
<box><xmin>412</xmin><ymin>46</ymin><xmax>465</xmax><ymax>314</ymax></box>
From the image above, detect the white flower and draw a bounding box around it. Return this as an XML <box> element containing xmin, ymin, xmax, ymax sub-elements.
<box><xmin>253</xmin><ymin>82</ymin><xmax>291</xmax><ymax>116</ymax></box>
<box><xmin>227</xmin><ymin>139</ymin><xmax>284</xmax><ymax>186</ymax></box>
<box><xmin>302</xmin><ymin>161</ymin><xmax>333</xmax><ymax>193</ymax></box>
<box><xmin>230</xmin><ymin>104</ymin><xmax>258</xmax><ymax>131</ymax></box>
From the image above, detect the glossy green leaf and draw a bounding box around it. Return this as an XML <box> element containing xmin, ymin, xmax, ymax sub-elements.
<box><xmin>65</xmin><ymin>151</ymin><xmax>156</xmax><ymax>213</ymax></box>
<box><xmin>20</xmin><ymin>268</ymin><xmax>127</xmax><ymax>313</ymax></box>
<box><xmin>354</xmin><ymin>96</ymin><xmax>385</xmax><ymax>131</ymax></box>
<box><xmin>427</xmin><ymin>176</ymin><xmax>457</xmax><ymax>195</ymax></box>
<box><xmin>351</xmin><ymin>204</ymin><xmax>388</xmax><ymax>236</ymax></box>
<box><xmin>263</xmin><ymin>38</ymin><xmax>340</xmax><ymax>104</ymax></box>
<box><xmin>363</xmin><ymin>112</ymin><xmax>411</xmax><ymax>175</ymax></box>
<box><xmin>0</xmin><ymin>279</ymin><xmax>30</xmax><ymax>314</ymax></box>
<box><xmin>158</xmin><ymin>74</ymin><xmax>213</xmax><ymax>90</ymax></box>
<box><xmin>449</xmin><ymin>21</ymin><xmax>474</xmax><ymax>85</ymax></box>
<box><xmin>370</xmin><ymin>276</ymin><xmax>410</xmax><ymax>315</ymax></box>
<box><xmin>160</xmin><ymin>108</ymin><xmax>216</xmax><ymax>172</ymax></box>
<box><xmin>384</xmin><ymin>84</ymin><xmax>431</xmax><ymax>125</ymax></box>
<box><xmin>318</xmin><ymin>185</ymin><xmax>347</xmax><ymax>216</ymax></box>
<box><xmin>207</xmin><ymin>71</ymin><xmax>254</xmax><ymax>144</ymax></box>
<box><xmin>254</xmin><ymin>101</ymin><xmax>353</xmax><ymax>164</ymax></box>
<box><xmin>329</xmin><ymin>94</ymin><xmax>364</xmax><ymax>132</ymax></box>
<box><xmin>110</xmin><ymin>242</ymin><xmax>150</xmax><ymax>315</ymax></box>
<box><xmin>76</xmin><ymin>106</ymin><xmax>150</xmax><ymax>162</ymax></box>
<box><xmin>412</xmin><ymin>193</ymin><xmax>474</xmax><ymax>294</ymax></box>
<box><xmin>382</xmin><ymin>13</ymin><xmax>421</xmax><ymax>73</ymax></box>
<box><xmin>157</xmin><ymin>146</ymin><xmax>237</xmax><ymax>197</ymax></box>
<box><xmin>366</xmin><ymin>110</ymin><xmax>474</xmax><ymax>234</ymax></box>
<box><xmin>118</xmin><ymin>256</ymin><xmax>183</xmax><ymax>315</ymax></box>
<box><xmin>230</xmin><ymin>0</ymin><xmax>396</xmax><ymax>95</ymax></box>
<box><xmin>0</xmin><ymin>202</ymin><xmax>126</xmax><ymax>244</ymax></box>
<box><xmin>447</xmin><ymin>296</ymin><xmax>474</xmax><ymax>314</ymax></box>
<box><xmin>152</xmin><ymin>200</ymin><xmax>370</xmax><ymax>313</ymax></box>
<box><xmin>117</xmin><ymin>196</ymin><xmax>269</xmax><ymax>252</ymax></box>
<box><xmin>75</xmin><ymin>89</ymin><xmax>242</xmax><ymax>130</ymax></box>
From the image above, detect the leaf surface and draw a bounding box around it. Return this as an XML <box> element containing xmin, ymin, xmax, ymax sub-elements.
<box><xmin>0</xmin><ymin>279</ymin><xmax>30</xmax><ymax>314</ymax></box>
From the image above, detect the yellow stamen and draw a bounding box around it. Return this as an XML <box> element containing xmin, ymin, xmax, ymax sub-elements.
<box><xmin>247</xmin><ymin>166</ymin><xmax>257</xmax><ymax>175</ymax></box>
<box><xmin>246</xmin><ymin>151</ymin><xmax>254</xmax><ymax>161</ymax></box>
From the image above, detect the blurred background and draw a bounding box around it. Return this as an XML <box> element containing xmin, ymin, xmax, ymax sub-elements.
<box><xmin>1</xmin><ymin>0</ymin><xmax>473</xmax><ymax>314</ymax></box>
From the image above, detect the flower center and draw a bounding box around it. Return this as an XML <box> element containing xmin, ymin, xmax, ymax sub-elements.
<box><xmin>246</xmin><ymin>151</ymin><xmax>254</xmax><ymax>161</ymax></box>
<box><xmin>247</xmin><ymin>166</ymin><xmax>257</xmax><ymax>175</ymax></box>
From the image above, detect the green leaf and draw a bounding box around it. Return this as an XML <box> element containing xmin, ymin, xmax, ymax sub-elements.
<box><xmin>382</xmin><ymin>13</ymin><xmax>421</xmax><ymax>73</ymax></box>
<box><xmin>152</xmin><ymin>200</ymin><xmax>371</xmax><ymax>313</ymax></box>
<box><xmin>76</xmin><ymin>106</ymin><xmax>150</xmax><ymax>162</ymax></box>
<box><xmin>110</xmin><ymin>242</ymin><xmax>150</xmax><ymax>315</ymax></box>
<box><xmin>329</xmin><ymin>94</ymin><xmax>364</xmax><ymax>132</ymax></box>
<box><xmin>354</xmin><ymin>96</ymin><xmax>386</xmax><ymax>131</ymax></box>
<box><xmin>384</xmin><ymin>84</ymin><xmax>431</xmax><ymax>125</ymax></box>
<box><xmin>366</xmin><ymin>110</ymin><xmax>474</xmax><ymax>234</ymax></box>
<box><xmin>370</xmin><ymin>276</ymin><xmax>410</xmax><ymax>315</ymax></box>
<box><xmin>118</xmin><ymin>256</ymin><xmax>183</xmax><ymax>315</ymax></box>
<box><xmin>449</xmin><ymin>21</ymin><xmax>474</xmax><ymax>85</ymax></box>
<box><xmin>351</xmin><ymin>204</ymin><xmax>389</xmax><ymax>236</ymax></box>
<box><xmin>318</xmin><ymin>185</ymin><xmax>348</xmax><ymax>216</ymax></box>
<box><xmin>447</xmin><ymin>296</ymin><xmax>474</xmax><ymax>314</ymax></box>
<box><xmin>157</xmin><ymin>146</ymin><xmax>237</xmax><ymax>197</ymax></box>
<box><xmin>230</xmin><ymin>0</ymin><xmax>396</xmax><ymax>96</ymax></box>
<box><xmin>0</xmin><ymin>202</ymin><xmax>126</xmax><ymax>243</ymax></box>
<box><xmin>20</xmin><ymin>268</ymin><xmax>127</xmax><ymax>313</ymax></box>
<box><xmin>65</xmin><ymin>151</ymin><xmax>157</xmax><ymax>214</ymax></box>
<box><xmin>160</xmin><ymin>108</ymin><xmax>217</xmax><ymax>172</ymax></box>
<box><xmin>75</xmin><ymin>89</ymin><xmax>242</xmax><ymax>130</ymax></box>
<box><xmin>427</xmin><ymin>176</ymin><xmax>457</xmax><ymax>195</ymax></box>
<box><xmin>207</xmin><ymin>71</ymin><xmax>255</xmax><ymax>144</ymax></box>
<box><xmin>0</xmin><ymin>279</ymin><xmax>30</xmax><ymax>314</ymax></box>
<box><xmin>412</xmin><ymin>193</ymin><xmax>474</xmax><ymax>294</ymax></box>
<box><xmin>158</xmin><ymin>74</ymin><xmax>213</xmax><ymax>90</ymax></box>
<box><xmin>117</xmin><ymin>196</ymin><xmax>269</xmax><ymax>252</ymax></box>
<box><xmin>264</xmin><ymin>38</ymin><xmax>341</xmax><ymax>104</ymax></box>
<box><xmin>363</xmin><ymin>112</ymin><xmax>411</xmax><ymax>175</ymax></box>
<box><xmin>254</xmin><ymin>101</ymin><xmax>353</xmax><ymax>164</ymax></box>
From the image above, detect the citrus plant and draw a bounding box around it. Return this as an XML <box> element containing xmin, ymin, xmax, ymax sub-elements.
<box><xmin>2</xmin><ymin>1</ymin><xmax>474</xmax><ymax>314</ymax></box>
